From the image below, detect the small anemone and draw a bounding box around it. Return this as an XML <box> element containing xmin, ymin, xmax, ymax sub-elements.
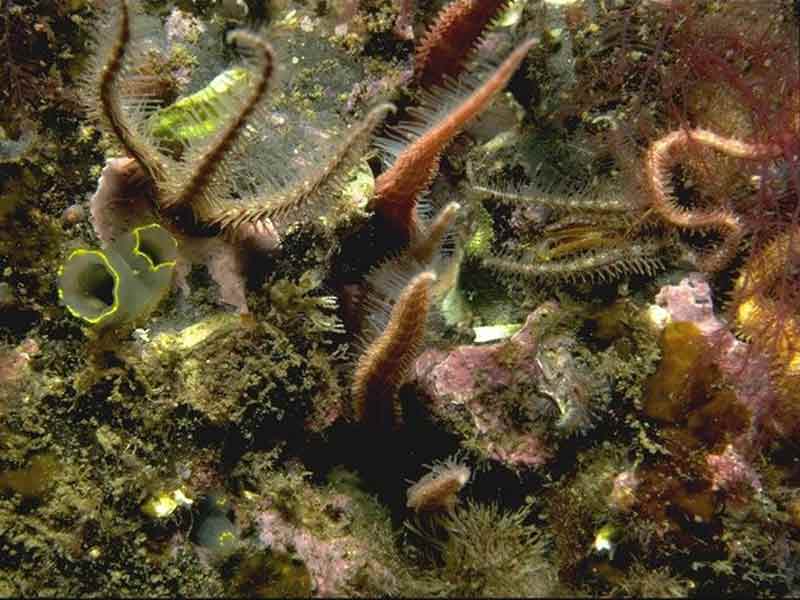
<box><xmin>406</xmin><ymin>455</ymin><xmax>471</xmax><ymax>513</ymax></box>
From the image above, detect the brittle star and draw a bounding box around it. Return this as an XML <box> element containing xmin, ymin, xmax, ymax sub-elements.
<box><xmin>643</xmin><ymin>127</ymin><xmax>782</xmax><ymax>272</ymax></box>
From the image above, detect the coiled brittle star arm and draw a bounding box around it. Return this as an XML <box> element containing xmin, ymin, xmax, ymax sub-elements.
<box><xmin>644</xmin><ymin>127</ymin><xmax>782</xmax><ymax>272</ymax></box>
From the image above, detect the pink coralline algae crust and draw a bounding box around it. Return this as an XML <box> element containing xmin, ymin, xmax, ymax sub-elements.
<box><xmin>165</xmin><ymin>8</ymin><xmax>204</xmax><ymax>49</ymax></box>
<box><xmin>393</xmin><ymin>0</ymin><xmax>416</xmax><ymax>40</ymax></box>
<box><xmin>654</xmin><ymin>273</ymin><xmax>776</xmax><ymax>498</ymax></box>
<box><xmin>707</xmin><ymin>444</ymin><xmax>763</xmax><ymax>499</ymax></box>
<box><xmin>414</xmin><ymin>303</ymin><xmax>560</xmax><ymax>470</ymax></box>
<box><xmin>0</xmin><ymin>338</ymin><xmax>39</xmax><ymax>388</ymax></box>
<box><xmin>0</xmin><ymin>338</ymin><xmax>40</xmax><ymax>410</ymax></box>
<box><xmin>609</xmin><ymin>469</ymin><xmax>640</xmax><ymax>513</ymax></box>
<box><xmin>655</xmin><ymin>272</ymin><xmax>718</xmax><ymax>335</ymax></box>
<box><xmin>89</xmin><ymin>158</ymin><xmax>280</xmax><ymax>314</ymax></box>
<box><xmin>415</xmin><ymin>306</ymin><xmax>547</xmax><ymax>404</ymax></box>
<box><xmin>256</xmin><ymin>498</ymin><xmax>395</xmax><ymax>597</ymax></box>
<box><xmin>485</xmin><ymin>437</ymin><xmax>551</xmax><ymax>470</ymax></box>
<box><xmin>334</xmin><ymin>1</ymin><xmax>415</xmax><ymax>40</ymax></box>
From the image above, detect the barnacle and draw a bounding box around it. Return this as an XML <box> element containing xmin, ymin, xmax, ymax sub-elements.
<box><xmin>406</xmin><ymin>455</ymin><xmax>470</xmax><ymax>513</ymax></box>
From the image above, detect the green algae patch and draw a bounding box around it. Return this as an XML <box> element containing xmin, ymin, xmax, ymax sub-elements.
<box><xmin>337</xmin><ymin>159</ymin><xmax>375</xmax><ymax>213</ymax></box>
<box><xmin>588</xmin><ymin>299</ymin><xmax>637</xmax><ymax>345</ymax></box>
<box><xmin>267</xmin><ymin>270</ymin><xmax>344</xmax><ymax>334</ymax></box>
<box><xmin>464</xmin><ymin>201</ymin><xmax>495</xmax><ymax>258</ymax></box>
<box><xmin>226</xmin><ymin>549</ymin><xmax>313</xmax><ymax>598</ymax></box>
<box><xmin>0</xmin><ymin>454</ymin><xmax>59</xmax><ymax>499</ymax></box>
<box><xmin>141</xmin><ymin>488</ymin><xmax>194</xmax><ymax>520</ymax></box>
<box><xmin>125</xmin><ymin>310</ymin><xmax>343</xmax><ymax>433</ymax></box>
<box><xmin>147</xmin><ymin>312</ymin><xmax>240</xmax><ymax>355</ymax></box>
<box><xmin>406</xmin><ymin>500</ymin><xmax>555</xmax><ymax>597</ymax></box>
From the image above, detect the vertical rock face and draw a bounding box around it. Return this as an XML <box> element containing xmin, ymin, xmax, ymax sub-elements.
<box><xmin>3</xmin><ymin>0</ymin><xmax>800</xmax><ymax>596</ymax></box>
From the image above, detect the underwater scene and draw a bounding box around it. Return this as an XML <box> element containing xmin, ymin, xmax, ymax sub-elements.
<box><xmin>1</xmin><ymin>0</ymin><xmax>799</xmax><ymax>596</ymax></box>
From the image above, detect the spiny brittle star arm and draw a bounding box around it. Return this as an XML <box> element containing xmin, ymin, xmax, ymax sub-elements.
<box><xmin>644</xmin><ymin>127</ymin><xmax>782</xmax><ymax>271</ymax></box>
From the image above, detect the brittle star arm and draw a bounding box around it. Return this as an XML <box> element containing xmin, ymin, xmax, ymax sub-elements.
<box><xmin>644</xmin><ymin>127</ymin><xmax>781</xmax><ymax>271</ymax></box>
